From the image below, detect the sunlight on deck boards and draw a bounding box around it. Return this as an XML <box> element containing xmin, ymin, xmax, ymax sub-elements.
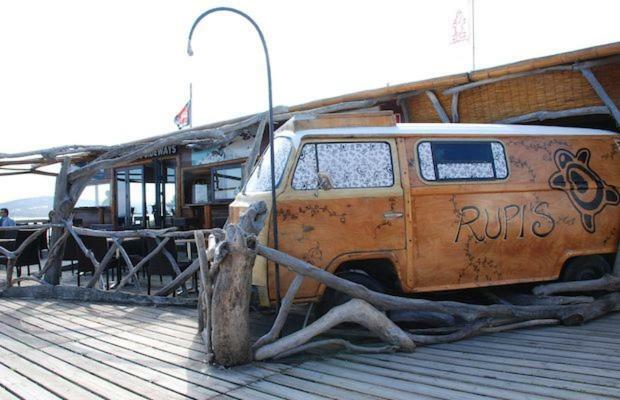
<box><xmin>0</xmin><ymin>299</ymin><xmax>618</xmax><ymax>400</ymax></box>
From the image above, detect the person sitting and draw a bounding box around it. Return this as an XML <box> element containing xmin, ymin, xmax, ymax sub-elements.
<box><xmin>0</xmin><ymin>208</ymin><xmax>16</xmax><ymax>240</ymax></box>
<box><xmin>0</xmin><ymin>208</ymin><xmax>16</xmax><ymax>227</ymax></box>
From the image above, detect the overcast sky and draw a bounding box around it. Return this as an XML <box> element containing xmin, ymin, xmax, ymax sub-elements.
<box><xmin>0</xmin><ymin>0</ymin><xmax>619</xmax><ymax>204</ymax></box>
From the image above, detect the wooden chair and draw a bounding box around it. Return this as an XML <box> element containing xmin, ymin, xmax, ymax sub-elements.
<box><xmin>13</xmin><ymin>230</ymin><xmax>42</xmax><ymax>282</ymax></box>
<box><xmin>63</xmin><ymin>235</ymin><xmax>80</xmax><ymax>273</ymax></box>
<box><xmin>76</xmin><ymin>235</ymin><xmax>118</xmax><ymax>289</ymax></box>
<box><xmin>145</xmin><ymin>237</ymin><xmax>191</xmax><ymax>295</ymax></box>
<box><xmin>38</xmin><ymin>229</ymin><xmax>48</xmax><ymax>259</ymax></box>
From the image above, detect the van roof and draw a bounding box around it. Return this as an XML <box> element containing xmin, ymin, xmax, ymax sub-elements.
<box><xmin>276</xmin><ymin>114</ymin><xmax>617</xmax><ymax>145</ymax></box>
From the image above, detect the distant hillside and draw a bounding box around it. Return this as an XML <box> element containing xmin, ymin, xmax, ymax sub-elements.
<box><xmin>0</xmin><ymin>196</ymin><xmax>98</xmax><ymax>220</ymax></box>
<box><xmin>0</xmin><ymin>196</ymin><xmax>55</xmax><ymax>219</ymax></box>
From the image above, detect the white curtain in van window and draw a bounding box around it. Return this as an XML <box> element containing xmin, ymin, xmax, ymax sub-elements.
<box><xmin>417</xmin><ymin>142</ymin><xmax>436</xmax><ymax>180</ymax></box>
<box><xmin>292</xmin><ymin>144</ymin><xmax>318</xmax><ymax>190</ymax></box>
<box><xmin>437</xmin><ymin>162</ymin><xmax>494</xmax><ymax>179</ymax></box>
<box><xmin>491</xmin><ymin>142</ymin><xmax>508</xmax><ymax>178</ymax></box>
<box><xmin>317</xmin><ymin>142</ymin><xmax>393</xmax><ymax>189</ymax></box>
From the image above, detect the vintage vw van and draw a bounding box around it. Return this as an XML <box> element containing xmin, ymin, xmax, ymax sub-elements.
<box><xmin>230</xmin><ymin>112</ymin><xmax>620</xmax><ymax>308</ymax></box>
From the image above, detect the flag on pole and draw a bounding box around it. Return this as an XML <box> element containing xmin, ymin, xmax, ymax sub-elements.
<box><xmin>174</xmin><ymin>83</ymin><xmax>193</xmax><ymax>129</ymax></box>
<box><xmin>174</xmin><ymin>100</ymin><xmax>191</xmax><ymax>129</ymax></box>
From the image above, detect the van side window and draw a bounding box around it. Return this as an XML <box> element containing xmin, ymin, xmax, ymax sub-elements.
<box><xmin>291</xmin><ymin>144</ymin><xmax>318</xmax><ymax>190</ymax></box>
<box><xmin>417</xmin><ymin>141</ymin><xmax>508</xmax><ymax>182</ymax></box>
<box><xmin>292</xmin><ymin>142</ymin><xmax>394</xmax><ymax>189</ymax></box>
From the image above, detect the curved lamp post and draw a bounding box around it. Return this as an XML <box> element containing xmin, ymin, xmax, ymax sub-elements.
<box><xmin>187</xmin><ymin>7</ymin><xmax>281</xmax><ymax>306</ymax></box>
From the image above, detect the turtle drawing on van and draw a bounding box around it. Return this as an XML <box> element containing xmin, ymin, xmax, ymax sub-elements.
<box><xmin>548</xmin><ymin>147</ymin><xmax>620</xmax><ymax>233</ymax></box>
<box><xmin>230</xmin><ymin>112</ymin><xmax>620</xmax><ymax>310</ymax></box>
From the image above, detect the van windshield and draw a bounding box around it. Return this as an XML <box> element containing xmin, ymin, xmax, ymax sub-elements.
<box><xmin>245</xmin><ymin>137</ymin><xmax>292</xmax><ymax>193</ymax></box>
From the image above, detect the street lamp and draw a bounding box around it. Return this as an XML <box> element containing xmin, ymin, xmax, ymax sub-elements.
<box><xmin>187</xmin><ymin>7</ymin><xmax>281</xmax><ymax>307</ymax></box>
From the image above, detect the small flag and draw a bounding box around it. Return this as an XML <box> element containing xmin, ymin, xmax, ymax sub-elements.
<box><xmin>174</xmin><ymin>101</ymin><xmax>191</xmax><ymax>129</ymax></box>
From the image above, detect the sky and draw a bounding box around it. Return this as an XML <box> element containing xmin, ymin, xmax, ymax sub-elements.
<box><xmin>0</xmin><ymin>0</ymin><xmax>619</xmax><ymax>204</ymax></box>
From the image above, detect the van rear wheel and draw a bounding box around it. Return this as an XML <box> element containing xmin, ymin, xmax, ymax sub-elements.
<box><xmin>317</xmin><ymin>270</ymin><xmax>385</xmax><ymax>316</ymax></box>
<box><xmin>561</xmin><ymin>255</ymin><xmax>611</xmax><ymax>282</ymax></box>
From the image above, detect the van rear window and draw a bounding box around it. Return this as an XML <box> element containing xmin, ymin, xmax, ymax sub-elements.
<box><xmin>417</xmin><ymin>141</ymin><xmax>508</xmax><ymax>182</ymax></box>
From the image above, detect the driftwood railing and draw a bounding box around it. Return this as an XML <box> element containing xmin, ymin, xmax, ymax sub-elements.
<box><xmin>0</xmin><ymin>222</ymin><xmax>212</xmax><ymax>306</ymax></box>
<box><xmin>0</xmin><ymin>224</ymin><xmax>62</xmax><ymax>287</ymax></box>
<box><xmin>196</xmin><ymin>201</ymin><xmax>620</xmax><ymax>366</ymax></box>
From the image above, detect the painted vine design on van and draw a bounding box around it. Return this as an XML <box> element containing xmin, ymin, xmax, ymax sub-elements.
<box><xmin>454</xmin><ymin>201</ymin><xmax>555</xmax><ymax>243</ymax></box>
<box><xmin>548</xmin><ymin>148</ymin><xmax>620</xmax><ymax>233</ymax></box>
<box><xmin>504</xmin><ymin>138</ymin><xmax>569</xmax><ymax>161</ymax></box>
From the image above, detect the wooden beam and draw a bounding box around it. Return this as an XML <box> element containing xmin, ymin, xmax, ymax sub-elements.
<box><xmin>0</xmin><ymin>145</ymin><xmax>108</xmax><ymax>161</ymax></box>
<box><xmin>581</xmin><ymin>68</ymin><xmax>620</xmax><ymax>127</ymax></box>
<box><xmin>152</xmin><ymin>259</ymin><xmax>199</xmax><ymax>297</ymax></box>
<box><xmin>243</xmin><ymin>114</ymin><xmax>268</xmax><ymax>181</ymax></box>
<box><xmin>444</xmin><ymin>55</ymin><xmax>620</xmax><ymax>96</ymax></box>
<box><xmin>43</xmin><ymin>159</ymin><xmax>71</xmax><ymax>285</ymax></box>
<box><xmin>0</xmin><ymin>285</ymin><xmax>197</xmax><ymax>307</ymax></box>
<box><xmin>495</xmin><ymin>106</ymin><xmax>610</xmax><ymax>124</ymax></box>
<box><xmin>451</xmin><ymin>92</ymin><xmax>460</xmax><ymax>123</ymax></box>
<box><xmin>425</xmin><ymin>91</ymin><xmax>450</xmax><ymax>123</ymax></box>
<box><xmin>395</xmin><ymin>92</ymin><xmax>418</xmax><ymax>123</ymax></box>
<box><xmin>445</xmin><ymin>65</ymin><xmax>573</xmax><ymax>96</ymax></box>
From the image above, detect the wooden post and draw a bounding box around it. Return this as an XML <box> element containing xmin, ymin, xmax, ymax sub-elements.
<box><xmin>195</xmin><ymin>230</ymin><xmax>213</xmax><ymax>362</ymax></box>
<box><xmin>43</xmin><ymin>159</ymin><xmax>71</xmax><ymax>285</ymax></box>
<box><xmin>43</xmin><ymin>159</ymin><xmax>94</xmax><ymax>285</ymax></box>
<box><xmin>208</xmin><ymin>201</ymin><xmax>266</xmax><ymax>366</ymax></box>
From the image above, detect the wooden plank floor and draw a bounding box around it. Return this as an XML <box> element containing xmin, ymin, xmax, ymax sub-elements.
<box><xmin>0</xmin><ymin>299</ymin><xmax>618</xmax><ymax>400</ymax></box>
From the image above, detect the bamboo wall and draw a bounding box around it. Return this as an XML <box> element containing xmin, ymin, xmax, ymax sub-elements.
<box><xmin>404</xmin><ymin>63</ymin><xmax>620</xmax><ymax>124</ymax></box>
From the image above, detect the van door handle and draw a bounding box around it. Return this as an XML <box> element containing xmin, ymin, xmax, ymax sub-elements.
<box><xmin>383</xmin><ymin>211</ymin><xmax>403</xmax><ymax>220</ymax></box>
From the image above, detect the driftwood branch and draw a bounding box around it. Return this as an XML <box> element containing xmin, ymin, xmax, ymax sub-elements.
<box><xmin>85</xmin><ymin>242</ymin><xmax>118</xmax><ymax>289</ymax></box>
<box><xmin>581</xmin><ymin>68</ymin><xmax>620</xmax><ymax>126</ymax></box>
<box><xmin>253</xmin><ymin>273</ymin><xmax>305</xmax><ymax>349</ymax></box>
<box><xmin>425</xmin><ymin>90</ymin><xmax>450</xmax><ymax>123</ymax></box>
<box><xmin>152</xmin><ymin>259</ymin><xmax>199</xmax><ymax>297</ymax></box>
<box><xmin>495</xmin><ymin>106</ymin><xmax>610</xmax><ymax>125</ymax></box>
<box><xmin>533</xmin><ymin>274</ymin><xmax>620</xmax><ymax>296</ymax></box>
<box><xmin>72</xmin><ymin>226</ymin><xmax>176</xmax><ymax>239</ymax></box>
<box><xmin>114</xmin><ymin>237</ymin><xmax>171</xmax><ymax>291</ymax></box>
<box><xmin>243</xmin><ymin>113</ymin><xmax>268</xmax><ymax>180</ymax></box>
<box><xmin>0</xmin><ymin>284</ymin><xmax>197</xmax><ymax>307</ymax></box>
<box><xmin>34</xmin><ymin>230</ymin><xmax>69</xmax><ymax>279</ymax></box>
<box><xmin>257</xmin><ymin>244</ymin><xmax>620</xmax><ymax>325</ymax></box>
<box><xmin>195</xmin><ymin>230</ymin><xmax>213</xmax><ymax>363</ymax></box>
<box><xmin>157</xmin><ymin>238</ymin><xmax>186</xmax><ymax>295</ymax></box>
<box><xmin>254</xmin><ymin>299</ymin><xmax>415</xmax><ymax>361</ymax></box>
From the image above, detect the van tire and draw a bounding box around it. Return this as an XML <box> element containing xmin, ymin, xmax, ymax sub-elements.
<box><xmin>317</xmin><ymin>270</ymin><xmax>385</xmax><ymax>316</ymax></box>
<box><xmin>561</xmin><ymin>255</ymin><xmax>611</xmax><ymax>282</ymax></box>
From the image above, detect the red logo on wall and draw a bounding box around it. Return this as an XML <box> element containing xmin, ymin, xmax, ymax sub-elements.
<box><xmin>451</xmin><ymin>9</ymin><xmax>469</xmax><ymax>44</ymax></box>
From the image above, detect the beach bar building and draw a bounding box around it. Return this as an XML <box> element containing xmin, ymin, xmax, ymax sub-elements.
<box><xmin>66</xmin><ymin>42</ymin><xmax>620</xmax><ymax>233</ymax></box>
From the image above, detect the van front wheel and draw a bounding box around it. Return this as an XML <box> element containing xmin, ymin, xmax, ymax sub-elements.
<box><xmin>561</xmin><ymin>255</ymin><xmax>611</xmax><ymax>282</ymax></box>
<box><xmin>316</xmin><ymin>270</ymin><xmax>385</xmax><ymax>316</ymax></box>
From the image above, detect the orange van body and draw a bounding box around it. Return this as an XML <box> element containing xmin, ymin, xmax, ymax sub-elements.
<box><xmin>230</xmin><ymin>113</ymin><xmax>620</xmax><ymax>306</ymax></box>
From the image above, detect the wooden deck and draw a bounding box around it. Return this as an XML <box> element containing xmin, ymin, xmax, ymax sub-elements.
<box><xmin>0</xmin><ymin>299</ymin><xmax>618</xmax><ymax>400</ymax></box>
